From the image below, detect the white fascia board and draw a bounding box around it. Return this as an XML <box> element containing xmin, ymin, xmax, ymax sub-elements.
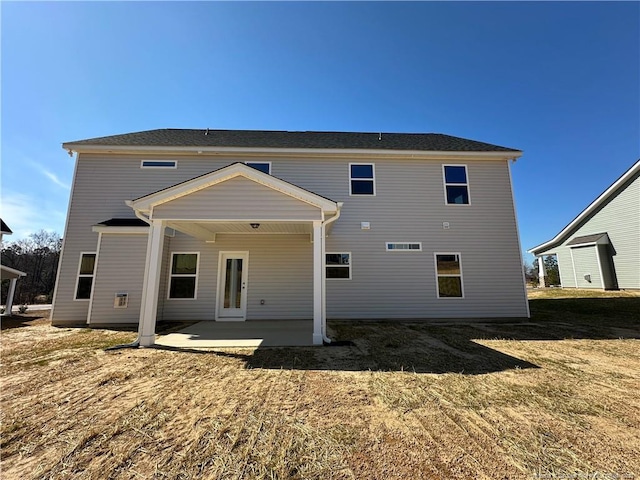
<box><xmin>529</xmin><ymin>159</ymin><xmax>640</xmax><ymax>255</ymax></box>
<box><xmin>1</xmin><ymin>265</ymin><xmax>27</xmax><ymax>277</ymax></box>
<box><xmin>92</xmin><ymin>225</ymin><xmax>149</xmax><ymax>234</ymax></box>
<box><xmin>130</xmin><ymin>163</ymin><xmax>338</xmax><ymax>213</ymax></box>
<box><xmin>63</xmin><ymin>143</ymin><xmax>522</xmax><ymax>161</ymax></box>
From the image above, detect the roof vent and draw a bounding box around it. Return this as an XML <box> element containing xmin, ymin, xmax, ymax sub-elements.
<box><xmin>378</xmin><ymin>133</ymin><xmax>382</xmax><ymax>141</ymax></box>
<box><xmin>205</xmin><ymin>128</ymin><xmax>209</xmax><ymax>136</ymax></box>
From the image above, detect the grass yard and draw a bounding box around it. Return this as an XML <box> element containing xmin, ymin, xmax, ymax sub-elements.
<box><xmin>1</xmin><ymin>289</ymin><xmax>639</xmax><ymax>479</ymax></box>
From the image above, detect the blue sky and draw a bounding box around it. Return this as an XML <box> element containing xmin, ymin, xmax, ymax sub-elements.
<box><xmin>2</xmin><ymin>1</ymin><xmax>638</xmax><ymax>264</ymax></box>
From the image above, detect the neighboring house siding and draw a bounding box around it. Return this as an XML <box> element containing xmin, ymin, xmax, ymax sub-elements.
<box><xmin>161</xmin><ymin>233</ymin><xmax>312</xmax><ymax>321</ymax></box>
<box><xmin>153</xmin><ymin>176</ymin><xmax>321</xmax><ymax>221</ymax></box>
<box><xmin>89</xmin><ymin>234</ymin><xmax>147</xmax><ymax>324</ymax></box>
<box><xmin>571</xmin><ymin>246</ymin><xmax>602</xmax><ymax>289</ymax></box>
<box><xmin>543</xmin><ymin>171</ymin><xmax>639</xmax><ymax>290</ymax></box>
<box><xmin>53</xmin><ymin>153</ymin><xmax>529</xmax><ymax>323</ymax></box>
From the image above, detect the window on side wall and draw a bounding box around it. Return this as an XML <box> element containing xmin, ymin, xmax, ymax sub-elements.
<box><xmin>443</xmin><ymin>165</ymin><xmax>470</xmax><ymax>205</ymax></box>
<box><xmin>168</xmin><ymin>253</ymin><xmax>199</xmax><ymax>299</ymax></box>
<box><xmin>435</xmin><ymin>253</ymin><xmax>464</xmax><ymax>298</ymax></box>
<box><xmin>326</xmin><ymin>253</ymin><xmax>351</xmax><ymax>279</ymax></box>
<box><xmin>245</xmin><ymin>162</ymin><xmax>271</xmax><ymax>174</ymax></box>
<box><xmin>75</xmin><ymin>252</ymin><xmax>96</xmax><ymax>300</ymax></box>
<box><xmin>350</xmin><ymin>163</ymin><xmax>375</xmax><ymax>195</ymax></box>
<box><xmin>140</xmin><ymin>160</ymin><xmax>177</xmax><ymax>169</ymax></box>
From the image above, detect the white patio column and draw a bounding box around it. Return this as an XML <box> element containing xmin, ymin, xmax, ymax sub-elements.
<box><xmin>5</xmin><ymin>278</ymin><xmax>17</xmax><ymax>315</ymax></box>
<box><xmin>312</xmin><ymin>221</ymin><xmax>323</xmax><ymax>345</ymax></box>
<box><xmin>138</xmin><ymin>219</ymin><xmax>165</xmax><ymax>347</ymax></box>
<box><xmin>537</xmin><ymin>256</ymin><xmax>546</xmax><ymax>288</ymax></box>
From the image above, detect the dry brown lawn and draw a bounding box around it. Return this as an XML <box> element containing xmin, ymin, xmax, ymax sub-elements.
<box><xmin>2</xmin><ymin>290</ymin><xmax>639</xmax><ymax>479</ymax></box>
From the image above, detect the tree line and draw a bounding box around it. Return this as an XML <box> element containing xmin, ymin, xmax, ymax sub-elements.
<box><xmin>1</xmin><ymin>230</ymin><xmax>62</xmax><ymax>305</ymax></box>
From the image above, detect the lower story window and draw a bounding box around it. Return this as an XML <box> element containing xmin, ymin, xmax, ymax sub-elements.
<box><xmin>169</xmin><ymin>253</ymin><xmax>199</xmax><ymax>299</ymax></box>
<box><xmin>75</xmin><ymin>252</ymin><xmax>96</xmax><ymax>300</ymax></box>
<box><xmin>326</xmin><ymin>252</ymin><xmax>351</xmax><ymax>279</ymax></box>
<box><xmin>435</xmin><ymin>253</ymin><xmax>464</xmax><ymax>298</ymax></box>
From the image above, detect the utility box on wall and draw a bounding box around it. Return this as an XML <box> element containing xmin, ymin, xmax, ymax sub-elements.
<box><xmin>114</xmin><ymin>292</ymin><xmax>129</xmax><ymax>308</ymax></box>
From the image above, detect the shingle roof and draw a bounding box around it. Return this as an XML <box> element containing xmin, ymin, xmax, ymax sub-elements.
<box><xmin>64</xmin><ymin>129</ymin><xmax>520</xmax><ymax>152</ymax></box>
<box><xmin>566</xmin><ymin>233</ymin><xmax>609</xmax><ymax>246</ymax></box>
<box><xmin>1</xmin><ymin>219</ymin><xmax>13</xmax><ymax>234</ymax></box>
<box><xmin>97</xmin><ymin>218</ymin><xmax>149</xmax><ymax>227</ymax></box>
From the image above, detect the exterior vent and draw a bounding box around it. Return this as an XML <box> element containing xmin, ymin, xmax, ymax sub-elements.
<box><xmin>114</xmin><ymin>292</ymin><xmax>129</xmax><ymax>308</ymax></box>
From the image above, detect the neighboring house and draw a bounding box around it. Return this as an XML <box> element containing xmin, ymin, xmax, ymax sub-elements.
<box><xmin>51</xmin><ymin>129</ymin><xmax>529</xmax><ymax>345</ymax></box>
<box><xmin>529</xmin><ymin>159</ymin><xmax>640</xmax><ymax>290</ymax></box>
<box><xmin>1</xmin><ymin>219</ymin><xmax>27</xmax><ymax>315</ymax></box>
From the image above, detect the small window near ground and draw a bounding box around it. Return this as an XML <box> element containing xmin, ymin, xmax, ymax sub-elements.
<box><xmin>435</xmin><ymin>253</ymin><xmax>464</xmax><ymax>298</ymax></box>
<box><xmin>75</xmin><ymin>253</ymin><xmax>96</xmax><ymax>300</ymax></box>
<box><xmin>326</xmin><ymin>253</ymin><xmax>351</xmax><ymax>279</ymax></box>
<box><xmin>141</xmin><ymin>160</ymin><xmax>177</xmax><ymax>169</ymax></box>
<box><xmin>350</xmin><ymin>163</ymin><xmax>375</xmax><ymax>195</ymax></box>
<box><xmin>443</xmin><ymin>165</ymin><xmax>470</xmax><ymax>205</ymax></box>
<box><xmin>245</xmin><ymin>162</ymin><xmax>271</xmax><ymax>174</ymax></box>
<box><xmin>386</xmin><ymin>242</ymin><xmax>422</xmax><ymax>252</ymax></box>
<box><xmin>169</xmin><ymin>253</ymin><xmax>199</xmax><ymax>299</ymax></box>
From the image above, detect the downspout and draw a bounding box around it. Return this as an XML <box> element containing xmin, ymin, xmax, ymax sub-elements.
<box><xmin>320</xmin><ymin>202</ymin><xmax>343</xmax><ymax>344</ymax></box>
<box><xmin>105</xmin><ymin>202</ymin><xmax>152</xmax><ymax>351</ymax></box>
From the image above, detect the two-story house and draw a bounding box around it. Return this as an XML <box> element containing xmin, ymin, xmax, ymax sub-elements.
<box><xmin>51</xmin><ymin>129</ymin><xmax>529</xmax><ymax>346</ymax></box>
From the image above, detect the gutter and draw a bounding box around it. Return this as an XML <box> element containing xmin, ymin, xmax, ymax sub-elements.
<box><xmin>320</xmin><ymin>202</ymin><xmax>343</xmax><ymax>344</ymax></box>
<box><xmin>105</xmin><ymin>203</ymin><xmax>152</xmax><ymax>351</ymax></box>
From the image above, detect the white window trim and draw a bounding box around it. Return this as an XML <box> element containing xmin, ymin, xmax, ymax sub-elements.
<box><xmin>140</xmin><ymin>160</ymin><xmax>178</xmax><ymax>169</ymax></box>
<box><xmin>74</xmin><ymin>251</ymin><xmax>96</xmax><ymax>301</ymax></box>
<box><xmin>326</xmin><ymin>251</ymin><xmax>352</xmax><ymax>280</ymax></box>
<box><xmin>442</xmin><ymin>164</ymin><xmax>471</xmax><ymax>205</ymax></box>
<box><xmin>386</xmin><ymin>242</ymin><xmax>422</xmax><ymax>252</ymax></box>
<box><xmin>244</xmin><ymin>161</ymin><xmax>272</xmax><ymax>174</ymax></box>
<box><xmin>167</xmin><ymin>251</ymin><xmax>200</xmax><ymax>300</ymax></box>
<box><xmin>434</xmin><ymin>252</ymin><xmax>465</xmax><ymax>299</ymax></box>
<box><xmin>349</xmin><ymin>163</ymin><xmax>376</xmax><ymax>196</ymax></box>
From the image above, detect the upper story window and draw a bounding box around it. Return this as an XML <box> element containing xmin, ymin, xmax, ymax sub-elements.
<box><xmin>75</xmin><ymin>252</ymin><xmax>96</xmax><ymax>300</ymax></box>
<box><xmin>245</xmin><ymin>162</ymin><xmax>271</xmax><ymax>174</ymax></box>
<box><xmin>350</xmin><ymin>163</ymin><xmax>375</xmax><ymax>195</ymax></box>
<box><xmin>443</xmin><ymin>165</ymin><xmax>470</xmax><ymax>205</ymax></box>
<box><xmin>141</xmin><ymin>160</ymin><xmax>177</xmax><ymax>169</ymax></box>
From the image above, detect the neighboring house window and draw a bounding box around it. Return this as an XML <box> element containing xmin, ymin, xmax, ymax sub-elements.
<box><xmin>350</xmin><ymin>163</ymin><xmax>375</xmax><ymax>195</ymax></box>
<box><xmin>245</xmin><ymin>162</ymin><xmax>271</xmax><ymax>174</ymax></box>
<box><xmin>326</xmin><ymin>253</ymin><xmax>351</xmax><ymax>279</ymax></box>
<box><xmin>141</xmin><ymin>160</ymin><xmax>177</xmax><ymax>169</ymax></box>
<box><xmin>443</xmin><ymin>165</ymin><xmax>470</xmax><ymax>205</ymax></box>
<box><xmin>435</xmin><ymin>253</ymin><xmax>464</xmax><ymax>298</ymax></box>
<box><xmin>386</xmin><ymin>242</ymin><xmax>422</xmax><ymax>252</ymax></box>
<box><xmin>168</xmin><ymin>253</ymin><xmax>199</xmax><ymax>299</ymax></box>
<box><xmin>75</xmin><ymin>253</ymin><xmax>96</xmax><ymax>300</ymax></box>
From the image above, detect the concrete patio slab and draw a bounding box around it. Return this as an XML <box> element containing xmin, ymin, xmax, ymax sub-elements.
<box><xmin>155</xmin><ymin>320</ymin><xmax>314</xmax><ymax>348</ymax></box>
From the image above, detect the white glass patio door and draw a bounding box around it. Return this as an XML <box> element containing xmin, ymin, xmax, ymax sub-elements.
<box><xmin>217</xmin><ymin>252</ymin><xmax>248</xmax><ymax>320</ymax></box>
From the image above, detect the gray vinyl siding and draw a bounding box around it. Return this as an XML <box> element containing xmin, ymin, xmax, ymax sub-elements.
<box><xmin>53</xmin><ymin>152</ymin><xmax>529</xmax><ymax>323</ymax></box>
<box><xmin>153</xmin><ymin>176</ymin><xmax>321</xmax><ymax>221</ymax></box>
<box><xmin>571</xmin><ymin>246</ymin><xmax>602</xmax><ymax>289</ymax></box>
<box><xmin>599</xmin><ymin>244</ymin><xmax>617</xmax><ymax>289</ymax></box>
<box><xmin>161</xmin><ymin>232</ymin><xmax>312</xmax><ymax>321</ymax></box>
<box><xmin>537</xmin><ymin>171</ymin><xmax>639</xmax><ymax>290</ymax></box>
<box><xmin>89</xmin><ymin>234</ymin><xmax>147</xmax><ymax>324</ymax></box>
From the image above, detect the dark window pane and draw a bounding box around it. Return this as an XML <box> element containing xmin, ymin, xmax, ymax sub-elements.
<box><xmin>446</xmin><ymin>185</ymin><xmax>469</xmax><ymax>204</ymax></box>
<box><xmin>172</xmin><ymin>254</ymin><xmax>197</xmax><ymax>274</ymax></box>
<box><xmin>350</xmin><ymin>164</ymin><xmax>373</xmax><ymax>179</ymax></box>
<box><xmin>79</xmin><ymin>254</ymin><xmax>96</xmax><ymax>275</ymax></box>
<box><xmin>326</xmin><ymin>266</ymin><xmax>350</xmax><ymax>279</ymax></box>
<box><xmin>351</xmin><ymin>180</ymin><xmax>374</xmax><ymax>195</ymax></box>
<box><xmin>436</xmin><ymin>255</ymin><xmax>460</xmax><ymax>274</ymax></box>
<box><xmin>438</xmin><ymin>277</ymin><xmax>463</xmax><ymax>297</ymax></box>
<box><xmin>142</xmin><ymin>161</ymin><xmax>176</xmax><ymax>168</ymax></box>
<box><xmin>444</xmin><ymin>166</ymin><xmax>467</xmax><ymax>184</ymax></box>
<box><xmin>170</xmin><ymin>277</ymin><xmax>196</xmax><ymax>298</ymax></box>
<box><xmin>246</xmin><ymin>162</ymin><xmax>270</xmax><ymax>174</ymax></box>
<box><xmin>326</xmin><ymin>253</ymin><xmax>349</xmax><ymax>265</ymax></box>
<box><xmin>76</xmin><ymin>277</ymin><xmax>93</xmax><ymax>299</ymax></box>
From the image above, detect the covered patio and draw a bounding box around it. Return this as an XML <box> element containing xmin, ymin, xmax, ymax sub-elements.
<box><xmin>155</xmin><ymin>320</ymin><xmax>314</xmax><ymax>348</ymax></box>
